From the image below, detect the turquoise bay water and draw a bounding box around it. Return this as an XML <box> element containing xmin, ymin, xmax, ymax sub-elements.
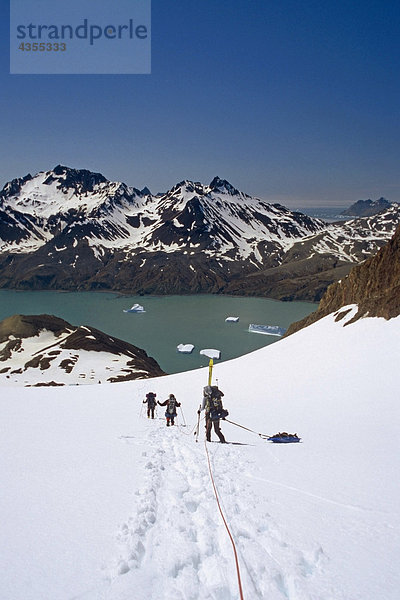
<box><xmin>0</xmin><ymin>291</ymin><xmax>316</xmax><ymax>373</ymax></box>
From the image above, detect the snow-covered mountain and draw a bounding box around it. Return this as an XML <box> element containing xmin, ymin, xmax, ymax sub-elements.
<box><xmin>0</xmin><ymin>166</ymin><xmax>324</xmax><ymax>256</ymax></box>
<box><xmin>1</xmin><ymin>307</ymin><xmax>399</xmax><ymax>599</ymax></box>
<box><xmin>1</xmin><ymin>165</ymin><xmax>400</xmax><ymax>300</ymax></box>
<box><xmin>0</xmin><ymin>313</ymin><xmax>165</xmax><ymax>386</ymax></box>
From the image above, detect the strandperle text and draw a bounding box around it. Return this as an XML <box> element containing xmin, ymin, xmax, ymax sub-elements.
<box><xmin>16</xmin><ymin>19</ymin><xmax>148</xmax><ymax>46</ymax></box>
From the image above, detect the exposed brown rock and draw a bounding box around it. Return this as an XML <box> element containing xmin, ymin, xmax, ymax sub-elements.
<box><xmin>24</xmin><ymin>354</ymin><xmax>52</xmax><ymax>371</ymax></box>
<box><xmin>60</xmin><ymin>356</ymin><xmax>78</xmax><ymax>373</ymax></box>
<box><xmin>31</xmin><ymin>381</ymin><xmax>64</xmax><ymax>387</ymax></box>
<box><xmin>223</xmin><ymin>255</ymin><xmax>353</xmax><ymax>301</ymax></box>
<box><xmin>0</xmin><ymin>338</ymin><xmax>22</xmax><ymax>361</ymax></box>
<box><xmin>286</xmin><ymin>225</ymin><xmax>400</xmax><ymax>335</ymax></box>
<box><xmin>0</xmin><ymin>314</ymin><xmax>70</xmax><ymax>342</ymax></box>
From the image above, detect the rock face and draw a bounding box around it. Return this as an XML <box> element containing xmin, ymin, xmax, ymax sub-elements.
<box><xmin>0</xmin><ymin>314</ymin><xmax>165</xmax><ymax>386</ymax></box>
<box><xmin>286</xmin><ymin>225</ymin><xmax>400</xmax><ymax>335</ymax></box>
<box><xmin>341</xmin><ymin>197</ymin><xmax>392</xmax><ymax>217</ymax></box>
<box><xmin>1</xmin><ymin>165</ymin><xmax>400</xmax><ymax>301</ymax></box>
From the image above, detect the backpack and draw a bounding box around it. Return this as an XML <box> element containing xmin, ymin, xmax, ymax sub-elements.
<box><xmin>146</xmin><ymin>392</ymin><xmax>156</xmax><ymax>407</ymax></box>
<box><xmin>210</xmin><ymin>386</ymin><xmax>222</xmax><ymax>398</ymax></box>
<box><xmin>167</xmin><ymin>396</ymin><xmax>177</xmax><ymax>414</ymax></box>
<box><xmin>207</xmin><ymin>388</ymin><xmax>228</xmax><ymax>421</ymax></box>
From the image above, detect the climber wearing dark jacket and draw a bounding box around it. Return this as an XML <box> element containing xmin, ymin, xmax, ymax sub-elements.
<box><xmin>199</xmin><ymin>385</ymin><xmax>227</xmax><ymax>443</ymax></box>
<box><xmin>158</xmin><ymin>394</ymin><xmax>181</xmax><ymax>426</ymax></box>
<box><xmin>143</xmin><ymin>392</ymin><xmax>157</xmax><ymax>419</ymax></box>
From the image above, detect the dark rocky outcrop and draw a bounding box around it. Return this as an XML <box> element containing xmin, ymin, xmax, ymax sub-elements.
<box><xmin>0</xmin><ymin>314</ymin><xmax>165</xmax><ymax>383</ymax></box>
<box><xmin>341</xmin><ymin>197</ymin><xmax>392</xmax><ymax>217</ymax></box>
<box><xmin>286</xmin><ymin>225</ymin><xmax>400</xmax><ymax>335</ymax></box>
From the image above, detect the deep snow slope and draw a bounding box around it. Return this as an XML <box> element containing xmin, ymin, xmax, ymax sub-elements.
<box><xmin>0</xmin><ymin>308</ymin><xmax>399</xmax><ymax>600</ymax></box>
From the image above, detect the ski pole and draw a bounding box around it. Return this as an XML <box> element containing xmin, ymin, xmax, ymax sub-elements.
<box><xmin>194</xmin><ymin>405</ymin><xmax>201</xmax><ymax>442</ymax></box>
<box><xmin>224</xmin><ymin>418</ymin><xmax>270</xmax><ymax>439</ymax></box>
<box><xmin>180</xmin><ymin>406</ymin><xmax>187</xmax><ymax>427</ymax></box>
<box><xmin>139</xmin><ymin>401</ymin><xmax>144</xmax><ymax>419</ymax></box>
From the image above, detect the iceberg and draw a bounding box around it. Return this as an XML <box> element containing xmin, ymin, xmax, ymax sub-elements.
<box><xmin>177</xmin><ymin>344</ymin><xmax>195</xmax><ymax>354</ymax></box>
<box><xmin>123</xmin><ymin>303</ymin><xmax>145</xmax><ymax>313</ymax></box>
<box><xmin>248</xmin><ymin>324</ymin><xmax>286</xmax><ymax>337</ymax></box>
<box><xmin>200</xmin><ymin>349</ymin><xmax>221</xmax><ymax>359</ymax></box>
<box><xmin>225</xmin><ymin>316</ymin><xmax>239</xmax><ymax>322</ymax></box>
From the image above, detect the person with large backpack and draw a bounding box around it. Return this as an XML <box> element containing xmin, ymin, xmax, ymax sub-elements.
<box><xmin>158</xmin><ymin>393</ymin><xmax>181</xmax><ymax>426</ymax></box>
<box><xmin>199</xmin><ymin>385</ymin><xmax>228</xmax><ymax>443</ymax></box>
<box><xmin>143</xmin><ymin>392</ymin><xmax>157</xmax><ymax>419</ymax></box>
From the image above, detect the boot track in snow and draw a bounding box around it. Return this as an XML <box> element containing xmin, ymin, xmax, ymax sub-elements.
<box><xmin>111</xmin><ymin>419</ymin><xmax>327</xmax><ymax>599</ymax></box>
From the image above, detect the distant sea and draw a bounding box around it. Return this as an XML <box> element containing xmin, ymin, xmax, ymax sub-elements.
<box><xmin>295</xmin><ymin>206</ymin><xmax>352</xmax><ymax>223</ymax></box>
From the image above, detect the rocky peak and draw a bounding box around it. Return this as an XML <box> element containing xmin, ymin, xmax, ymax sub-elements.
<box><xmin>167</xmin><ymin>180</ymin><xmax>205</xmax><ymax>197</ymax></box>
<box><xmin>208</xmin><ymin>176</ymin><xmax>240</xmax><ymax>196</ymax></box>
<box><xmin>0</xmin><ymin>174</ymin><xmax>33</xmax><ymax>200</ymax></box>
<box><xmin>43</xmin><ymin>165</ymin><xmax>108</xmax><ymax>194</ymax></box>
<box><xmin>140</xmin><ymin>186</ymin><xmax>152</xmax><ymax>196</ymax></box>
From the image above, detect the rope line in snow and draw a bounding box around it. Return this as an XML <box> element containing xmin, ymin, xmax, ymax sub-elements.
<box><xmin>178</xmin><ymin>422</ymin><xmax>198</xmax><ymax>436</ymax></box>
<box><xmin>179</xmin><ymin>405</ymin><xmax>187</xmax><ymax>427</ymax></box>
<box><xmin>225</xmin><ymin>418</ymin><xmax>270</xmax><ymax>439</ymax></box>
<box><xmin>204</xmin><ymin>439</ymin><xmax>245</xmax><ymax>600</ymax></box>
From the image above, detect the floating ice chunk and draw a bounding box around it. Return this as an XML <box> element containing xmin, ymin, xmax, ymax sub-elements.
<box><xmin>123</xmin><ymin>303</ymin><xmax>145</xmax><ymax>313</ymax></box>
<box><xmin>200</xmin><ymin>349</ymin><xmax>221</xmax><ymax>359</ymax></box>
<box><xmin>248</xmin><ymin>324</ymin><xmax>286</xmax><ymax>337</ymax></box>
<box><xmin>225</xmin><ymin>316</ymin><xmax>239</xmax><ymax>322</ymax></box>
<box><xmin>177</xmin><ymin>344</ymin><xmax>195</xmax><ymax>354</ymax></box>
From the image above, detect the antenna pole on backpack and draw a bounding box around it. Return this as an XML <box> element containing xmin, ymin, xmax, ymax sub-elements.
<box><xmin>208</xmin><ymin>358</ymin><xmax>213</xmax><ymax>386</ymax></box>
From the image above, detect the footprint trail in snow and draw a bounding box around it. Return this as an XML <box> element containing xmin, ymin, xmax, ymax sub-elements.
<box><xmin>108</xmin><ymin>420</ymin><xmax>329</xmax><ymax>600</ymax></box>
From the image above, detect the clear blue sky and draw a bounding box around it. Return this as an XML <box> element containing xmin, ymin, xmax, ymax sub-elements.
<box><xmin>1</xmin><ymin>0</ymin><xmax>399</xmax><ymax>206</ymax></box>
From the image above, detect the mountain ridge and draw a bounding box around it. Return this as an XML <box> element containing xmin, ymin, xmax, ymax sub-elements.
<box><xmin>1</xmin><ymin>165</ymin><xmax>400</xmax><ymax>300</ymax></box>
<box><xmin>341</xmin><ymin>197</ymin><xmax>393</xmax><ymax>217</ymax></box>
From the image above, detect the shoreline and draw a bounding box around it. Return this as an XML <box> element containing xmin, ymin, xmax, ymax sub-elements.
<box><xmin>0</xmin><ymin>287</ymin><xmax>319</xmax><ymax>305</ymax></box>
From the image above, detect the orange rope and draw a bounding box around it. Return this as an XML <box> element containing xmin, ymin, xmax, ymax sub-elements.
<box><xmin>204</xmin><ymin>440</ymin><xmax>245</xmax><ymax>600</ymax></box>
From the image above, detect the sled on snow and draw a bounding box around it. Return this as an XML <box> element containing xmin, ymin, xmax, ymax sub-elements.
<box><xmin>268</xmin><ymin>432</ymin><xmax>301</xmax><ymax>443</ymax></box>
